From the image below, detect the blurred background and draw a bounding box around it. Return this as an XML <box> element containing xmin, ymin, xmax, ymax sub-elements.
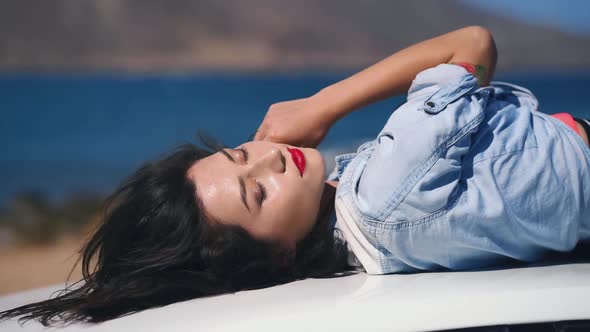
<box><xmin>1</xmin><ymin>0</ymin><xmax>589</xmax><ymax>295</ymax></box>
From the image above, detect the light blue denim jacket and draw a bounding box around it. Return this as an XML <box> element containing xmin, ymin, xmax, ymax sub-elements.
<box><xmin>329</xmin><ymin>64</ymin><xmax>590</xmax><ymax>274</ymax></box>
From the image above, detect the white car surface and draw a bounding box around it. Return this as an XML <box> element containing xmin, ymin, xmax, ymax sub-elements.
<box><xmin>1</xmin><ymin>262</ymin><xmax>589</xmax><ymax>332</ymax></box>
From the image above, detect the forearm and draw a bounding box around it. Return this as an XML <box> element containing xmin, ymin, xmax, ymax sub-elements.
<box><xmin>314</xmin><ymin>26</ymin><xmax>497</xmax><ymax>122</ymax></box>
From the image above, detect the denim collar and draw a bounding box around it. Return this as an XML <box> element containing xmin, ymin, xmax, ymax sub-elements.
<box><xmin>334</xmin><ymin>153</ymin><xmax>357</xmax><ymax>180</ymax></box>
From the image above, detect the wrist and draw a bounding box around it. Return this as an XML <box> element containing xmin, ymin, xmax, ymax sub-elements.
<box><xmin>313</xmin><ymin>83</ymin><xmax>357</xmax><ymax>123</ymax></box>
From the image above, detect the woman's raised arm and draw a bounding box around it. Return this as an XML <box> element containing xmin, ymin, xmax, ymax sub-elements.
<box><xmin>255</xmin><ymin>26</ymin><xmax>497</xmax><ymax>147</ymax></box>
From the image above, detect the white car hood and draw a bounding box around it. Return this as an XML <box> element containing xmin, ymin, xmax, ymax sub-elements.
<box><xmin>1</xmin><ymin>262</ymin><xmax>589</xmax><ymax>332</ymax></box>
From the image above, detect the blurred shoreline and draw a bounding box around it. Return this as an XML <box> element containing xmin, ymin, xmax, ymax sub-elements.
<box><xmin>0</xmin><ymin>193</ymin><xmax>95</xmax><ymax>295</ymax></box>
<box><xmin>3</xmin><ymin>66</ymin><xmax>590</xmax><ymax>77</ymax></box>
<box><xmin>2</xmin><ymin>1</ymin><xmax>590</xmax><ymax>73</ymax></box>
<box><xmin>0</xmin><ymin>233</ymin><xmax>85</xmax><ymax>296</ymax></box>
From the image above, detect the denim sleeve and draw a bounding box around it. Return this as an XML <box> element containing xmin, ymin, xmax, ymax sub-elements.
<box><xmin>355</xmin><ymin>64</ymin><xmax>489</xmax><ymax>221</ymax></box>
<box><xmin>407</xmin><ymin>63</ymin><xmax>474</xmax><ymax>101</ymax></box>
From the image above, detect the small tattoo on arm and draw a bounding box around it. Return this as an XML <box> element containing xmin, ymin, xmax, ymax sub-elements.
<box><xmin>473</xmin><ymin>64</ymin><xmax>488</xmax><ymax>85</ymax></box>
<box><xmin>450</xmin><ymin>62</ymin><xmax>488</xmax><ymax>85</ymax></box>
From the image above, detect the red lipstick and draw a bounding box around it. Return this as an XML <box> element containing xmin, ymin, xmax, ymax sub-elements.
<box><xmin>287</xmin><ymin>147</ymin><xmax>306</xmax><ymax>176</ymax></box>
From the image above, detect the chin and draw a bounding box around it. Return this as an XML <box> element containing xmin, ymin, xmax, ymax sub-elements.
<box><xmin>309</xmin><ymin>148</ymin><xmax>326</xmax><ymax>182</ymax></box>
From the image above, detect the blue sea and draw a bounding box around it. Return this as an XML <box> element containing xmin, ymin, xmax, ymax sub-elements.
<box><xmin>1</xmin><ymin>71</ymin><xmax>590</xmax><ymax>207</ymax></box>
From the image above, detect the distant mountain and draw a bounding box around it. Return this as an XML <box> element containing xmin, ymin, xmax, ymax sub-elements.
<box><xmin>1</xmin><ymin>0</ymin><xmax>589</xmax><ymax>72</ymax></box>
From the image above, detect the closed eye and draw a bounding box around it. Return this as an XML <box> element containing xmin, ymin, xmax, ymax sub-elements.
<box><xmin>238</xmin><ymin>147</ymin><xmax>249</xmax><ymax>162</ymax></box>
<box><xmin>236</xmin><ymin>146</ymin><xmax>265</xmax><ymax>206</ymax></box>
<box><xmin>256</xmin><ymin>180</ymin><xmax>267</xmax><ymax>205</ymax></box>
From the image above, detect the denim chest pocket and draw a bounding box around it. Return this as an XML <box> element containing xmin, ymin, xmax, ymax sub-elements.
<box><xmin>470</xmin><ymin>92</ymin><xmax>538</xmax><ymax>165</ymax></box>
<box><xmin>471</xmin><ymin>118</ymin><xmax>538</xmax><ymax>166</ymax></box>
<box><xmin>357</xmin><ymin>74</ymin><xmax>488</xmax><ymax>228</ymax></box>
<box><xmin>370</xmin><ymin>185</ymin><xmax>463</xmax><ymax>232</ymax></box>
<box><xmin>374</xmin><ymin>127</ymin><xmax>473</xmax><ymax>229</ymax></box>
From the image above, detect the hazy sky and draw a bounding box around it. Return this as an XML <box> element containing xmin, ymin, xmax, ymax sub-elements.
<box><xmin>463</xmin><ymin>0</ymin><xmax>590</xmax><ymax>36</ymax></box>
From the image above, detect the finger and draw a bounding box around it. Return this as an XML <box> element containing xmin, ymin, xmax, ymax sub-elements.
<box><xmin>246</xmin><ymin>132</ymin><xmax>256</xmax><ymax>142</ymax></box>
<box><xmin>261</xmin><ymin>133</ymin><xmax>276</xmax><ymax>143</ymax></box>
<box><xmin>253</xmin><ymin>128</ymin><xmax>264</xmax><ymax>141</ymax></box>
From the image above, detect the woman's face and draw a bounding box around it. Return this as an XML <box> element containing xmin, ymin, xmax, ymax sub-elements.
<box><xmin>186</xmin><ymin>141</ymin><xmax>326</xmax><ymax>250</ymax></box>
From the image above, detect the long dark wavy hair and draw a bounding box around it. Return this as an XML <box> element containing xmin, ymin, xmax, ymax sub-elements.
<box><xmin>0</xmin><ymin>137</ymin><xmax>354</xmax><ymax>327</ymax></box>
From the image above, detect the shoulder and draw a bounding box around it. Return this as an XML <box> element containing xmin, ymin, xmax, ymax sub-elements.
<box><xmin>407</xmin><ymin>63</ymin><xmax>475</xmax><ymax>101</ymax></box>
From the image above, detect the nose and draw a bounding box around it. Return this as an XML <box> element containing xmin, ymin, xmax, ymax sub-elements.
<box><xmin>247</xmin><ymin>147</ymin><xmax>286</xmax><ymax>176</ymax></box>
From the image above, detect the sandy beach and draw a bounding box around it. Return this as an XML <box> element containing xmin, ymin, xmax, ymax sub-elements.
<box><xmin>0</xmin><ymin>236</ymin><xmax>84</xmax><ymax>296</ymax></box>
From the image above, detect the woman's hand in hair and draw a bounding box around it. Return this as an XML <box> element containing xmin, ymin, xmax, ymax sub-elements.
<box><xmin>254</xmin><ymin>95</ymin><xmax>338</xmax><ymax>148</ymax></box>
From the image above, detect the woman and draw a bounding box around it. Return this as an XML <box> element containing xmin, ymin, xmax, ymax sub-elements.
<box><xmin>2</xmin><ymin>26</ymin><xmax>589</xmax><ymax>326</ymax></box>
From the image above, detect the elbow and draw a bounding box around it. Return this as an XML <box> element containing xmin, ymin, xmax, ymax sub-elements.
<box><xmin>457</xmin><ymin>26</ymin><xmax>497</xmax><ymax>84</ymax></box>
<box><xmin>468</xmin><ymin>26</ymin><xmax>496</xmax><ymax>51</ymax></box>
<box><xmin>464</xmin><ymin>25</ymin><xmax>494</xmax><ymax>43</ymax></box>
<box><xmin>465</xmin><ymin>26</ymin><xmax>497</xmax><ymax>66</ymax></box>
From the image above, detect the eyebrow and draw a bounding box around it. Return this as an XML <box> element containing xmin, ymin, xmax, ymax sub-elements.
<box><xmin>220</xmin><ymin>149</ymin><xmax>250</xmax><ymax>211</ymax></box>
<box><xmin>219</xmin><ymin>149</ymin><xmax>235</xmax><ymax>163</ymax></box>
